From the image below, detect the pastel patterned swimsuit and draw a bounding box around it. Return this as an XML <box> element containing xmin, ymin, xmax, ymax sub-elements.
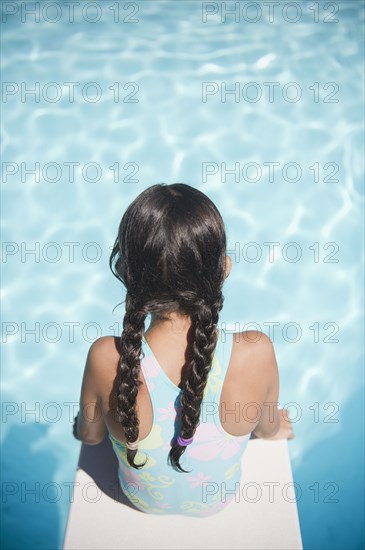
<box><xmin>108</xmin><ymin>325</ymin><xmax>251</xmax><ymax>517</ymax></box>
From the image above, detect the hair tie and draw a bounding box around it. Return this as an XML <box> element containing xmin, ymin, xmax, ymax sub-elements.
<box><xmin>177</xmin><ymin>435</ymin><xmax>194</xmax><ymax>446</ymax></box>
<box><xmin>126</xmin><ymin>439</ymin><xmax>139</xmax><ymax>451</ymax></box>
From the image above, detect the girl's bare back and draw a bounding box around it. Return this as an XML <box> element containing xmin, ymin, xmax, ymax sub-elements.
<box><xmin>93</xmin><ymin>329</ymin><xmax>279</xmax><ymax>445</ymax></box>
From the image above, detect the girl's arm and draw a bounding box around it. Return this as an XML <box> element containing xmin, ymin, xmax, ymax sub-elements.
<box><xmin>252</xmin><ymin>338</ymin><xmax>294</xmax><ymax>440</ymax></box>
<box><xmin>74</xmin><ymin>339</ymin><xmax>108</xmax><ymax>445</ymax></box>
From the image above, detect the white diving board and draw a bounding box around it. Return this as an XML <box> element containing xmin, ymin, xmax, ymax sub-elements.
<box><xmin>63</xmin><ymin>437</ymin><xmax>303</xmax><ymax>550</ymax></box>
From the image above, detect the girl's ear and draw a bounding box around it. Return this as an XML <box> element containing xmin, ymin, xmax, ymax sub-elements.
<box><xmin>225</xmin><ymin>255</ymin><xmax>232</xmax><ymax>279</ymax></box>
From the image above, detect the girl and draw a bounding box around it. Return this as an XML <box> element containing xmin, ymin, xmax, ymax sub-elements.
<box><xmin>73</xmin><ymin>183</ymin><xmax>293</xmax><ymax>517</ymax></box>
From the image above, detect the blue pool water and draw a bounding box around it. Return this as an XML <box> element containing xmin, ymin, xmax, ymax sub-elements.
<box><xmin>1</xmin><ymin>1</ymin><xmax>364</xmax><ymax>549</ymax></box>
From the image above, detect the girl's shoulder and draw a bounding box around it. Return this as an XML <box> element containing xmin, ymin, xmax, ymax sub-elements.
<box><xmin>88</xmin><ymin>334</ymin><xmax>120</xmax><ymax>354</ymax></box>
<box><xmin>228</xmin><ymin>329</ymin><xmax>273</xmax><ymax>353</ymax></box>
<box><xmin>86</xmin><ymin>336</ymin><xmax>121</xmax><ymax>374</ymax></box>
<box><xmin>228</xmin><ymin>330</ymin><xmax>277</xmax><ymax>377</ymax></box>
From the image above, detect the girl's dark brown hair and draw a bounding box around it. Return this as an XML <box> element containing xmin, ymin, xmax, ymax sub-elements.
<box><xmin>109</xmin><ymin>183</ymin><xmax>227</xmax><ymax>472</ymax></box>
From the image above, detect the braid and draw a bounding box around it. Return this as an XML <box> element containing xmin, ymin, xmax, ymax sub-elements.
<box><xmin>110</xmin><ymin>183</ymin><xmax>228</xmax><ymax>473</ymax></box>
<box><xmin>168</xmin><ymin>293</ymin><xmax>223</xmax><ymax>473</ymax></box>
<box><xmin>116</xmin><ymin>293</ymin><xmax>148</xmax><ymax>469</ymax></box>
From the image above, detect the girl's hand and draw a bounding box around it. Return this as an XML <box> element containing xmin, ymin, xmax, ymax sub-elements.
<box><xmin>73</xmin><ymin>413</ymin><xmax>81</xmax><ymax>440</ymax></box>
<box><xmin>266</xmin><ymin>408</ymin><xmax>294</xmax><ymax>440</ymax></box>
